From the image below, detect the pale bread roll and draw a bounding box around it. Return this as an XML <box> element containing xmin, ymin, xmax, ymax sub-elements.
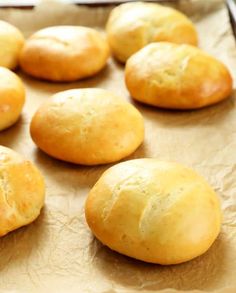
<box><xmin>85</xmin><ymin>159</ymin><xmax>222</xmax><ymax>265</ymax></box>
<box><xmin>0</xmin><ymin>146</ymin><xmax>45</xmax><ymax>237</ymax></box>
<box><xmin>0</xmin><ymin>20</ymin><xmax>24</xmax><ymax>69</ymax></box>
<box><xmin>0</xmin><ymin>67</ymin><xmax>25</xmax><ymax>131</ymax></box>
<box><xmin>106</xmin><ymin>2</ymin><xmax>198</xmax><ymax>63</ymax></box>
<box><xmin>30</xmin><ymin>88</ymin><xmax>144</xmax><ymax>165</ymax></box>
<box><xmin>125</xmin><ymin>42</ymin><xmax>233</xmax><ymax>109</ymax></box>
<box><xmin>19</xmin><ymin>26</ymin><xmax>110</xmax><ymax>82</ymax></box>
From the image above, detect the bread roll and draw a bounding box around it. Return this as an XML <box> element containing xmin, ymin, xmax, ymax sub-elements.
<box><xmin>125</xmin><ymin>42</ymin><xmax>232</xmax><ymax>109</ymax></box>
<box><xmin>0</xmin><ymin>67</ymin><xmax>25</xmax><ymax>131</ymax></box>
<box><xmin>19</xmin><ymin>26</ymin><xmax>110</xmax><ymax>82</ymax></box>
<box><xmin>30</xmin><ymin>88</ymin><xmax>144</xmax><ymax>165</ymax></box>
<box><xmin>0</xmin><ymin>20</ymin><xmax>24</xmax><ymax>69</ymax></box>
<box><xmin>0</xmin><ymin>146</ymin><xmax>45</xmax><ymax>237</ymax></box>
<box><xmin>106</xmin><ymin>2</ymin><xmax>198</xmax><ymax>63</ymax></box>
<box><xmin>85</xmin><ymin>159</ymin><xmax>222</xmax><ymax>265</ymax></box>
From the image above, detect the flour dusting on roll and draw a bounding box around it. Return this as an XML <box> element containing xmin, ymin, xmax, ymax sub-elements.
<box><xmin>85</xmin><ymin>159</ymin><xmax>222</xmax><ymax>265</ymax></box>
<box><xmin>106</xmin><ymin>2</ymin><xmax>198</xmax><ymax>62</ymax></box>
<box><xmin>125</xmin><ymin>42</ymin><xmax>232</xmax><ymax>109</ymax></box>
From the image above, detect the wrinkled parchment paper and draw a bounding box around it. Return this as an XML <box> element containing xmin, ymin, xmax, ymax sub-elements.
<box><xmin>0</xmin><ymin>1</ymin><xmax>236</xmax><ymax>292</ymax></box>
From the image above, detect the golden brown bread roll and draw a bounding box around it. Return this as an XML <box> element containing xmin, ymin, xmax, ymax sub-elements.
<box><xmin>106</xmin><ymin>2</ymin><xmax>198</xmax><ymax>63</ymax></box>
<box><xmin>0</xmin><ymin>67</ymin><xmax>25</xmax><ymax>131</ymax></box>
<box><xmin>125</xmin><ymin>42</ymin><xmax>233</xmax><ymax>109</ymax></box>
<box><xmin>0</xmin><ymin>146</ymin><xmax>45</xmax><ymax>237</ymax></box>
<box><xmin>0</xmin><ymin>20</ymin><xmax>24</xmax><ymax>69</ymax></box>
<box><xmin>30</xmin><ymin>88</ymin><xmax>144</xmax><ymax>165</ymax></box>
<box><xmin>85</xmin><ymin>159</ymin><xmax>222</xmax><ymax>265</ymax></box>
<box><xmin>19</xmin><ymin>26</ymin><xmax>110</xmax><ymax>82</ymax></box>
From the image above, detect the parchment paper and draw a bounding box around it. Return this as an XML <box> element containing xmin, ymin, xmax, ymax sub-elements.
<box><xmin>0</xmin><ymin>1</ymin><xmax>235</xmax><ymax>292</ymax></box>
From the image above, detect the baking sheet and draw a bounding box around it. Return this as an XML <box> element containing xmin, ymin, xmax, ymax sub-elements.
<box><xmin>0</xmin><ymin>1</ymin><xmax>236</xmax><ymax>292</ymax></box>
